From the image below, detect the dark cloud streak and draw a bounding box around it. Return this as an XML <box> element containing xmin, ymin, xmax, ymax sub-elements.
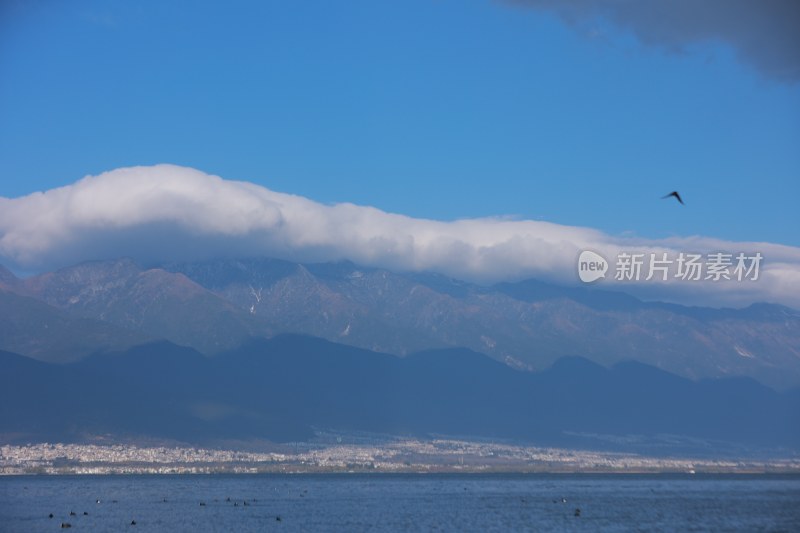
<box><xmin>505</xmin><ymin>0</ymin><xmax>800</xmax><ymax>82</ymax></box>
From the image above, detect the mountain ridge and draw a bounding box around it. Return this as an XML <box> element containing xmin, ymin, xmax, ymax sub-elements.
<box><xmin>1</xmin><ymin>335</ymin><xmax>797</xmax><ymax>453</ymax></box>
<box><xmin>1</xmin><ymin>256</ymin><xmax>799</xmax><ymax>389</ymax></box>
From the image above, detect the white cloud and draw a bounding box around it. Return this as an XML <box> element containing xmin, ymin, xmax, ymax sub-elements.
<box><xmin>1</xmin><ymin>164</ymin><xmax>799</xmax><ymax>308</ymax></box>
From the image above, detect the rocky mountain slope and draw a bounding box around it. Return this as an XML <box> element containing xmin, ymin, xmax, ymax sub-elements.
<box><xmin>1</xmin><ymin>257</ymin><xmax>799</xmax><ymax>389</ymax></box>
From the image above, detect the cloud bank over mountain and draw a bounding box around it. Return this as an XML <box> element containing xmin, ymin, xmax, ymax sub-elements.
<box><xmin>1</xmin><ymin>164</ymin><xmax>798</xmax><ymax>308</ymax></box>
<box><xmin>506</xmin><ymin>0</ymin><xmax>800</xmax><ymax>82</ymax></box>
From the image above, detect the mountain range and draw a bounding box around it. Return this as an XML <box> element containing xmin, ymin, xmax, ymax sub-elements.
<box><xmin>2</xmin><ymin>335</ymin><xmax>798</xmax><ymax>453</ymax></box>
<box><xmin>1</xmin><ymin>257</ymin><xmax>799</xmax><ymax>389</ymax></box>
<box><xmin>2</xmin><ymin>257</ymin><xmax>799</xmax><ymax>453</ymax></box>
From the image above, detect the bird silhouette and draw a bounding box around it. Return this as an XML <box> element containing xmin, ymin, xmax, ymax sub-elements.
<box><xmin>661</xmin><ymin>191</ymin><xmax>684</xmax><ymax>205</ymax></box>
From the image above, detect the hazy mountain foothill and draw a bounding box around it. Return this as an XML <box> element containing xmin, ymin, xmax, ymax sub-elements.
<box><xmin>1</xmin><ymin>257</ymin><xmax>798</xmax><ymax>455</ymax></box>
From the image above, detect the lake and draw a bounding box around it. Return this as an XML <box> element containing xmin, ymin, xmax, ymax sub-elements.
<box><xmin>1</xmin><ymin>474</ymin><xmax>799</xmax><ymax>532</ymax></box>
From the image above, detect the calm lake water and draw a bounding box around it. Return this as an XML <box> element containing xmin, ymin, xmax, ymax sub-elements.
<box><xmin>1</xmin><ymin>474</ymin><xmax>799</xmax><ymax>532</ymax></box>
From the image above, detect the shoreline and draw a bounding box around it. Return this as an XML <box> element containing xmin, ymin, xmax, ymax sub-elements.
<box><xmin>3</xmin><ymin>440</ymin><xmax>799</xmax><ymax>476</ymax></box>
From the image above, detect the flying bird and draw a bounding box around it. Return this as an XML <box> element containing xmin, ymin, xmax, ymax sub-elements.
<box><xmin>661</xmin><ymin>191</ymin><xmax>684</xmax><ymax>205</ymax></box>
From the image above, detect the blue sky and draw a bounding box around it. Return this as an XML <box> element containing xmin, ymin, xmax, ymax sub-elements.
<box><xmin>1</xmin><ymin>0</ymin><xmax>798</xmax><ymax>246</ymax></box>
